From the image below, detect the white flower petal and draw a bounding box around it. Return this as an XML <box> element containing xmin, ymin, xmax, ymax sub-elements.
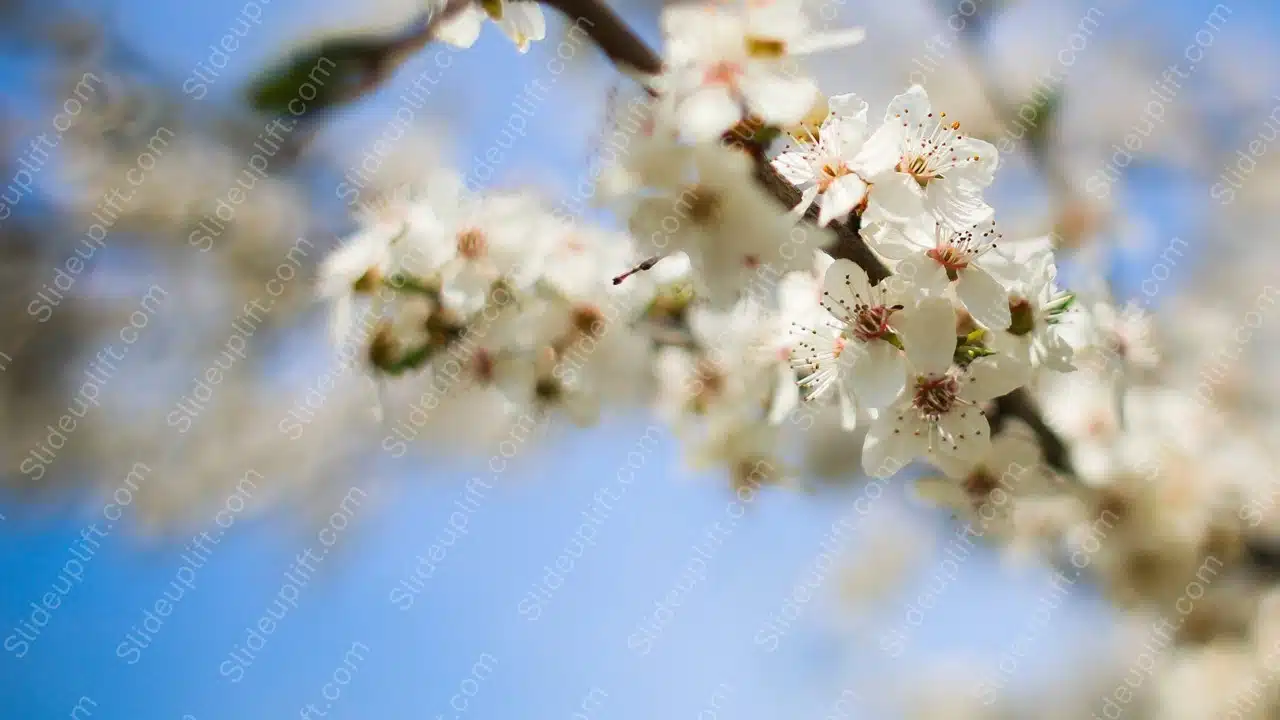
<box><xmin>963</xmin><ymin>353</ymin><xmax>1030</xmax><ymax>403</ymax></box>
<box><xmin>956</xmin><ymin>265</ymin><xmax>1012</xmax><ymax>329</ymax></box>
<box><xmin>851</xmin><ymin>121</ymin><xmax>902</xmax><ymax>178</ymax></box>
<box><xmin>895</xmin><ymin>253</ymin><xmax>950</xmax><ymax>295</ymax></box>
<box><xmin>862</xmin><ymin>408</ymin><xmax>929</xmax><ymax>477</ymax></box>
<box><xmin>848</xmin><ymin>339</ymin><xmax>907</xmax><ymax>411</ymax></box>
<box><xmin>927</xmin><ymin>179</ymin><xmax>994</xmax><ymax>230</ymax></box>
<box><xmin>768</xmin><ymin>362</ymin><xmax>800</xmax><ymax>424</ymax></box>
<box><xmin>679</xmin><ymin>86</ymin><xmax>742</xmax><ymax>142</ymax></box>
<box><xmin>432</xmin><ymin>5</ymin><xmax>484</xmax><ymax>48</ymax></box>
<box><xmin>864</xmin><ymin>171</ymin><xmax>926</xmax><ymax>224</ymax></box>
<box><xmin>790</xmin><ymin>26</ymin><xmax>866</xmax><ymax>54</ymax></box>
<box><xmin>827</xmin><ymin>92</ymin><xmax>868</xmax><ymax>122</ymax></box>
<box><xmin>821</xmin><ymin>258</ymin><xmax>873</xmax><ymax>322</ymax></box>
<box><xmin>896</xmin><ymin>297</ymin><xmax>956</xmax><ymax>376</ymax></box>
<box><xmin>885</xmin><ymin>85</ymin><xmax>932</xmax><ymax>123</ymax></box>
<box><xmin>793</xmin><ymin>185</ymin><xmax>820</xmax><ymax>219</ymax></box>
<box><xmin>837</xmin><ymin>381</ymin><xmax>859</xmax><ymax>431</ymax></box>
<box><xmin>741</xmin><ymin>71</ymin><xmax>817</xmax><ymax>126</ymax></box>
<box><xmin>936</xmin><ymin>405</ymin><xmax>992</xmax><ymax>466</ymax></box>
<box><xmin>773</xmin><ymin>151</ymin><xmax>817</xmax><ymax>186</ymax></box>
<box><xmin>817</xmin><ymin>173</ymin><xmax>867</xmax><ymax>226</ymax></box>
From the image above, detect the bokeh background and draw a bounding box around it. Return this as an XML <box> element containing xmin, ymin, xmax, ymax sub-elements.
<box><xmin>1</xmin><ymin>0</ymin><xmax>1278</xmax><ymax>717</ymax></box>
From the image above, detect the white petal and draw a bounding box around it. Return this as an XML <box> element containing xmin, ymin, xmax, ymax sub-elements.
<box><xmin>837</xmin><ymin>381</ymin><xmax>859</xmax><ymax>431</ymax></box>
<box><xmin>679</xmin><ymin>86</ymin><xmax>741</xmax><ymax>142</ymax></box>
<box><xmin>864</xmin><ymin>171</ymin><xmax>926</xmax><ymax>224</ymax></box>
<box><xmin>896</xmin><ymin>297</ymin><xmax>956</xmax><ymax>376</ymax></box>
<box><xmin>820</xmin><ymin>258</ymin><xmax>873</xmax><ymax>322</ymax></box>
<box><xmin>768</xmin><ymin>363</ymin><xmax>800</xmax><ymax>424</ymax></box>
<box><xmin>772</xmin><ymin>151</ymin><xmax>817</xmax><ymax>186</ymax></box>
<box><xmin>817</xmin><ymin>174</ymin><xmax>867</xmax><ymax>226</ymax></box>
<box><xmin>956</xmin><ymin>265</ymin><xmax>1012</xmax><ymax>330</ymax></box>
<box><xmin>740</xmin><ymin>71</ymin><xmax>817</xmax><ymax>126</ymax></box>
<box><xmin>827</xmin><ymin>92</ymin><xmax>868</xmax><ymax>122</ymax></box>
<box><xmin>884</xmin><ymin>84</ymin><xmax>932</xmax><ymax>123</ymax></box>
<box><xmin>863</xmin><ymin>219</ymin><xmax>934</xmax><ymax>261</ymax></box>
<box><xmin>936</xmin><ymin>405</ymin><xmax>992</xmax><ymax>466</ymax></box>
<box><xmin>792</xmin><ymin>185</ymin><xmax>820</xmax><ymax>219</ymax></box>
<box><xmin>862</xmin><ymin>408</ymin><xmax>929</xmax><ymax>477</ymax></box>
<box><xmin>927</xmin><ymin>179</ymin><xmax>994</xmax><ymax>230</ymax></box>
<box><xmin>942</xmin><ymin>135</ymin><xmax>999</xmax><ymax>187</ymax></box>
<box><xmin>895</xmin><ymin>252</ymin><xmax>950</xmax><ymax>295</ymax></box>
<box><xmin>431</xmin><ymin>5</ymin><xmax>484</xmax><ymax>48</ymax></box>
<box><xmin>789</xmin><ymin>27</ymin><xmax>866</xmax><ymax>54</ymax></box>
<box><xmin>851</xmin><ymin>121</ymin><xmax>902</xmax><ymax>177</ymax></box>
<box><xmin>328</xmin><ymin>295</ymin><xmax>356</xmax><ymax>347</ymax></box>
<box><xmin>848</xmin><ymin>340</ymin><xmax>907</xmax><ymax>411</ymax></box>
<box><xmin>963</xmin><ymin>353</ymin><xmax>1031</xmax><ymax>403</ymax></box>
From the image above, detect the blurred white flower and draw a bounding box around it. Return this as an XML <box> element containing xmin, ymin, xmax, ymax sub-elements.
<box><xmin>657</xmin><ymin>0</ymin><xmax>864</xmax><ymax>141</ymax></box>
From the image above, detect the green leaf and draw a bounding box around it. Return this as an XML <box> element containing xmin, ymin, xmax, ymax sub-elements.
<box><xmin>245</xmin><ymin>16</ymin><xmax>433</xmax><ymax>117</ymax></box>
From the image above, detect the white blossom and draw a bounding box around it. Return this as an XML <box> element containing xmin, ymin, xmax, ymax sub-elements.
<box><xmin>859</xmin><ymin>85</ymin><xmax>998</xmax><ymax>230</ymax></box>
<box><xmin>657</xmin><ymin>0</ymin><xmax>864</xmax><ymax>141</ymax></box>
<box><xmin>867</xmin><ymin>216</ymin><xmax>1013</xmax><ymax>331</ymax></box>
<box><xmin>862</xmin><ymin>298</ymin><xmax>1030</xmax><ymax>477</ymax></box>
<box><xmin>432</xmin><ymin>0</ymin><xmax>546</xmax><ymax>52</ymax></box>
<box><xmin>771</xmin><ymin>93</ymin><xmax>900</xmax><ymax>226</ymax></box>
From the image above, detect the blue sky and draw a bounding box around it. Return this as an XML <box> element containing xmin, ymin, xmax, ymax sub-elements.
<box><xmin>7</xmin><ymin>0</ymin><xmax>1266</xmax><ymax>717</ymax></box>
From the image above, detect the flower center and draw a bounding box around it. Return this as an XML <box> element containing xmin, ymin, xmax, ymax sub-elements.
<box><xmin>912</xmin><ymin>374</ymin><xmax>960</xmax><ymax>418</ymax></box>
<box><xmin>1008</xmin><ymin>297</ymin><xmax>1035</xmax><ymax>336</ymax></box>
<box><xmin>852</xmin><ymin>305</ymin><xmax>892</xmax><ymax>342</ymax></box>
<box><xmin>682</xmin><ymin>185</ymin><xmax>724</xmax><ymax>226</ymax></box>
<box><xmin>927</xmin><ymin>245</ymin><xmax>968</xmax><ymax>280</ymax></box>
<box><xmin>817</xmin><ymin>162</ymin><xmax>850</xmax><ymax>192</ymax></box>
<box><xmin>899</xmin><ymin>155</ymin><xmax>936</xmax><ymax>187</ymax></box>
<box><xmin>480</xmin><ymin>0</ymin><xmax>504</xmax><ymax>19</ymax></box>
<box><xmin>745</xmin><ymin>36</ymin><xmax>786</xmax><ymax>59</ymax></box>
<box><xmin>704</xmin><ymin>61</ymin><xmax>743</xmax><ymax>87</ymax></box>
<box><xmin>457</xmin><ymin>229</ymin><xmax>487</xmax><ymax>260</ymax></box>
<box><xmin>571</xmin><ymin>305</ymin><xmax>605</xmax><ymax>338</ymax></box>
<box><xmin>472</xmin><ymin>348</ymin><xmax>495</xmax><ymax>382</ymax></box>
<box><xmin>963</xmin><ymin>470</ymin><xmax>999</xmax><ymax>503</ymax></box>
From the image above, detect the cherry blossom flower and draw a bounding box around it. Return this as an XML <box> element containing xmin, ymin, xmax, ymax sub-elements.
<box><xmin>788</xmin><ymin>259</ymin><xmax>916</xmax><ymax>430</ymax></box>
<box><xmin>983</xmin><ymin>246</ymin><xmax>1079</xmax><ymax>373</ymax></box>
<box><xmin>859</xmin><ymin>85</ymin><xmax>998</xmax><ymax>230</ymax></box>
<box><xmin>657</xmin><ymin>0</ymin><xmax>865</xmax><ymax>141</ymax></box>
<box><xmin>432</xmin><ymin>0</ymin><xmax>546</xmax><ymax>52</ymax></box>
<box><xmin>861</xmin><ymin>298</ymin><xmax>1030</xmax><ymax>478</ymax></box>
<box><xmin>619</xmin><ymin>141</ymin><xmax>829</xmax><ymax>307</ymax></box>
<box><xmin>866</xmin><ymin>216</ymin><xmax>1013</xmax><ymax>331</ymax></box>
<box><xmin>771</xmin><ymin>93</ymin><xmax>899</xmax><ymax>226</ymax></box>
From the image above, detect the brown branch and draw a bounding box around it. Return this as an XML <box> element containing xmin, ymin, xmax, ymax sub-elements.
<box><xmin>534</xmin><ymin>0</ymin><xmax>663</xmax><ymax>75</ymax></box>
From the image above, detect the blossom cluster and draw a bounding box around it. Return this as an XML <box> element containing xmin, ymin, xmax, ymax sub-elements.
<box><xmin>308</xmin><ymin>0</ymin><xmax>1280</xmax><ymax>713</ymax></box>
<box><xmin>319</xmin><ymin>0</ymin><xmax>1087</xmax><ymax>492</ymax></box>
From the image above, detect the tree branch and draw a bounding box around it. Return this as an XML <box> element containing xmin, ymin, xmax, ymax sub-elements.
<box><xmin>536</xmin><ymin>0</ymin><xmax>662</xmax><ymax>75</ymax></box>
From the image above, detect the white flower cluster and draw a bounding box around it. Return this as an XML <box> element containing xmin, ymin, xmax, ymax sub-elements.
<box><xmin>319</xmin><ymin>0</ymin><xmax>1084</xmax><ymax>491</ymax></box>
